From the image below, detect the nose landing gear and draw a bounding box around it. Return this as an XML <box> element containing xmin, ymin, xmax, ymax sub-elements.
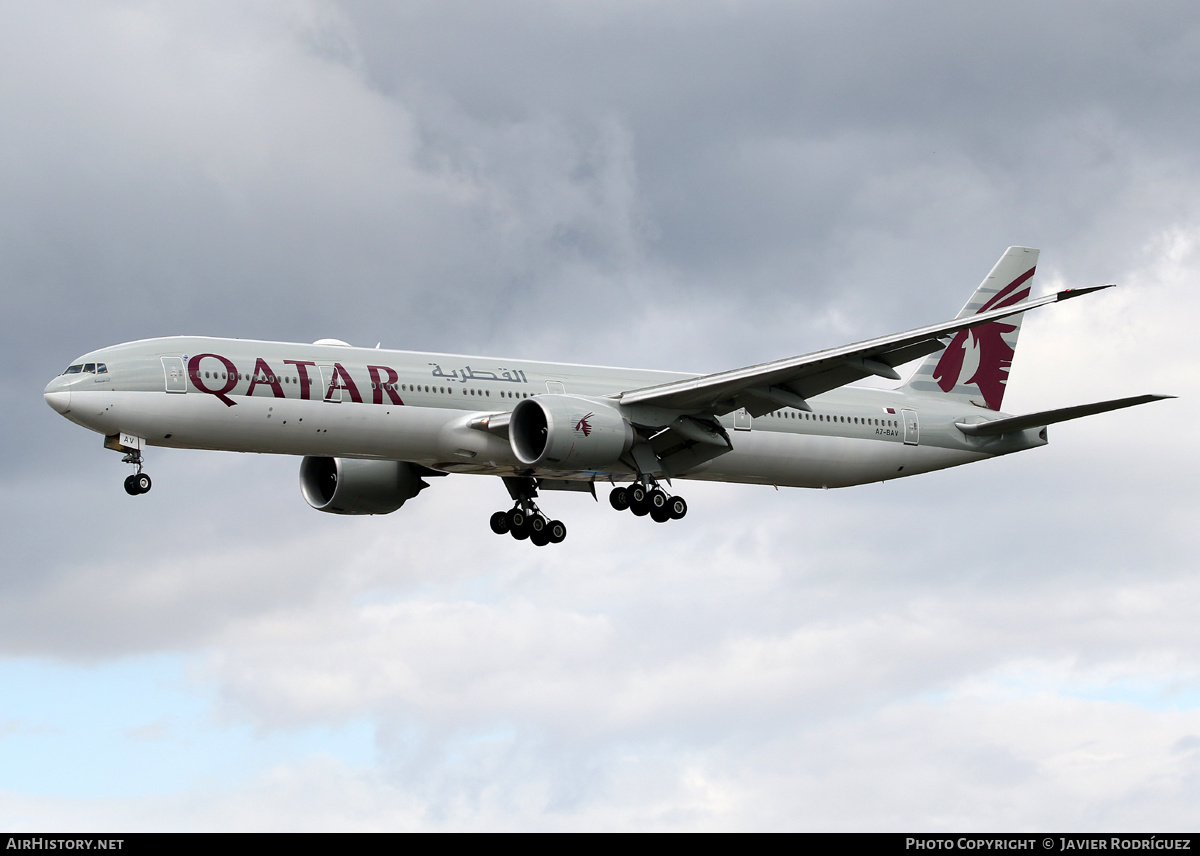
<box><xmin>124</xmin><ymin>472</ymin><xmax>152</xmax><ymax>496</ymax></box>
<box><xmin>121</xmin><ymin>449</ymin><xmax>152</xmax><ymax>496</ymax></box>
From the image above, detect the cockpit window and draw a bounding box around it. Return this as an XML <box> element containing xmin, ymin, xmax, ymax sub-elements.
<box><xmin>83</xmin><ymin>363</ymin><xmax>96</xmax><ymax>373</ymax></box>
<box><xmin>63</xmin><ymin>364</ymin><xmax>83</xmax><ymax>374</ymax></box>
<box><xmin>96</xmin><ymin>363</ymin><xmax>108</xmax><ymax>373</ymax></box>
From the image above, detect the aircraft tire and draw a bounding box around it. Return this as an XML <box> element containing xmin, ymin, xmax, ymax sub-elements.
<box><xmin>649</xmin><ymin>488</ymin><xmax>667</xmax><ymax>512</ymax></box>
<box><xmin>508</xmin><ymin>508</ymin><xmax>531</xmax><ymax>540</ymax></box>
<box><xmin>609</xmin><ymin>487</ymin><xmax>629</xmax><ymax>511</ymax></box>
<box><xmin>650</xmin><ymin>505</ymin><xmax>671</xmax><ymax>523</ymax></box>
<box><xmin>123</xmin><ymin>475</ymin><xmax>140</xmax><ymax>496</ymax></box>
<box><xmin>547</xmin><ymin>520</ymin><xmax>567</xmax><ymax>543</ymax></box>
<box><xmin>628</xmin><ymin>483</ymin><xmax>648</xmax><ymax>506</ymax></box>
<box><xmin>530</xmin><ymin>529</ymin><xmax>551</xmax><ymax>547</ymax></box>
<box><xmin>668</xmin><ymin>496</ymin><xmax>688</xmax><ymax>520</ymax></box>
<box><xmin>490</xmin><ymin>511</ymin><xmax>510</xmax><ymax>535</ymax></box>
<box><xmin>135</xmin><ymin>473</ymin><xmax>152</xmax><ymax>494</ymax></box>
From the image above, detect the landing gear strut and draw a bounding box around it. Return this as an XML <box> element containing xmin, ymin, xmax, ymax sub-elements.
<box><xmin>121</xmin><ymin>449</ymin><xmax>152</xmax><ymax>496</ymax></box>
<box><xmin>490</xmin><ymin>477</ymin><xmax>567</xmax><ymax>546</ymax></box>
<box><xmin>609</xmin><ymin>479</ymin><xmax>687</xmax><ymax>523</ymax></box>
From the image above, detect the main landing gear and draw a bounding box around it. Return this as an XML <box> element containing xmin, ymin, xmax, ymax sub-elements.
<box><xmin>121</xmin><ymin>449</ymin><xmax>152</xmax><ymax>496</ymax></box>
<box><xmin>489</xmin><ymin>476</ymin><xmax>567</xmax><ymax>546</ymax></box>
<box><xmin>609</xmin><ymin>480</ymin><xmax>687</xmax><ymax>523</ymax></box>
<box><xmin>489</xmin><ymin>505</ymin><xmax>567</xmax><ymax>547</ymax></box>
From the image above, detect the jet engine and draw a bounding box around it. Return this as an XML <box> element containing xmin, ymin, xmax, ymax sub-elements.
<box><xmin>509</xmin><ymin>395</ymin><xmax>634</xmax><ymax>469</ymax></box>
<box><xmin>299</xmin><ymin>457</ymin><xmax>431</xmax><ymax>515</ymax></box>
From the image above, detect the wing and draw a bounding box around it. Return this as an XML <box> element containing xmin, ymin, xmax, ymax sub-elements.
<box><xmin>615</xmin><ymin>285</ymin><xmax>1112</xmax><ymax>418</ymax></box>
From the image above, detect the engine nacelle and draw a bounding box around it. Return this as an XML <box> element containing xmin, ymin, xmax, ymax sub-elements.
<box><xmin>299</xmin><ymin>457</ymin><xmax>430</xmax><ymax>515</ymax></box>
<box><xmin>510</xmin><ymin>395</ymin><xmax>634</xmax><ymax>469</ymax></box>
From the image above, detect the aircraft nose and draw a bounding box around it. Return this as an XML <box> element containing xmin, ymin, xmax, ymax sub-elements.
<box><xmin>44</xmin><ymin>378</ymin><xmax>71</xmax><ymax>414</ymax></box>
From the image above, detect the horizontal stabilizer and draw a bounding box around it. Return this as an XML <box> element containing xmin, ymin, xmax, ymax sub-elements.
<box><xmin>956</xmin><ymin>394</ymin><xmax>1175</xmax><ymax>437</ymax></box>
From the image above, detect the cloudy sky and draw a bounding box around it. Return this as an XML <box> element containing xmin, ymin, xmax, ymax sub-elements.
<box><xmin>2</xmin><ymin>0</ymin><xmax>1198</xmax><ymax>831</ymax></box>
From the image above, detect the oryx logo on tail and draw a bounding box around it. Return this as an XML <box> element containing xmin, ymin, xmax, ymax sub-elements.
<box><xmin>931</xmin><ymin>267</ymin><xmax>1034</xmax><ymax>411</ymax></box>
<box><xmin>900</xmin><ymin>247</ymin><xmax>1039</xmax><ymax>410</ymax></box>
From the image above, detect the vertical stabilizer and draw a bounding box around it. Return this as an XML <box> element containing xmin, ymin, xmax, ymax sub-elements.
<box><xmin>903</xmin><ymin>246</ymin><xmax>1039</xmax><ymax>411</ymax></box>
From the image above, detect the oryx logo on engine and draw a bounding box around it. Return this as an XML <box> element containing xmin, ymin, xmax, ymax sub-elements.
<box><xmin>574</xmin><ymin>412</ymin><xmax>594</xmax><ymax>436</ymax></box>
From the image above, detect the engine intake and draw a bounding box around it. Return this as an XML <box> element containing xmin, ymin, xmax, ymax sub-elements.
<box><xmin>510</xmin><ymin>395</ymin><xmax>633</xmax><ymax>470</ymax></box>
<box><xmin>299</xmin><ymin>457</ymin><xmax>430</xmax><ymax>515</ymax></box>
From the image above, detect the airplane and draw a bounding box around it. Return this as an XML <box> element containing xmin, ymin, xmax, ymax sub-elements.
<box><xmin>43</xmin><ymin>247</ymin><xmax>1172</xmax><ymax>546</ymax></box>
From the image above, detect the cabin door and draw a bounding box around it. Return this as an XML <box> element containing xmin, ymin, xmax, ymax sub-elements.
<box><xmin>319</xmin><ymin>365</ymin><xmax>341</xmax><ymax>402</ymax></box>
<box><xmin>902</xmin><ymin>409</ymin><xmax>919</xmax><ymax>445</ymax></box>
<box><xmin>161</xmin><ymin>357</ymin><xmax>186</xmax><ymax>393</ymax></box>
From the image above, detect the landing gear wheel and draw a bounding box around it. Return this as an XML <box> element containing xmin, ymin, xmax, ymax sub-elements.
<box><xmin>609</xmin><ymin>486</ymin><xmax>629</xmax><ymax>511</ymax></box>
<box><xmin>134</xmin><ymin>473</ymin><xmax>152</xmax><ymax>494</ymax></box>
<box><xmin>628</xmin><ymin>483</ymin><xmax>651</xmax><ymax>516</ymax></box>
<box><xmin>650</xmin><ymin>504</ymin><xmax>672</xmax><ymax>523</ymax></box>
<box><xmin>648</xmin><ymin>488</ymin><xmax>668</xmax><ymax>513</ymax></box>
<box><xmin>668</xmin><ymin>496</ymin><xmax>688</xmax><ymax>520</ymax></box>
<box><xmin>495</xmin><ymin>476</ymin><xmax>568</xmax><ymax>545</ymax></box>
<box><xmin>508</xmin><ymin>508</ymin><xmax>531</xmax><ymax>540</ymax></box>
<box><xmin>124</xmin><ymin>475</ymin><xmax>140</xmax><ymax>496</ymax></box>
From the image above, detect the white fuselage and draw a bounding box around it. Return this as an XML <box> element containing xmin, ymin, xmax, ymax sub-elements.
<box><xmin>44</xmin><ymin>336</ymin><xmax>1043</xmax><ymax>490</ymax></box>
